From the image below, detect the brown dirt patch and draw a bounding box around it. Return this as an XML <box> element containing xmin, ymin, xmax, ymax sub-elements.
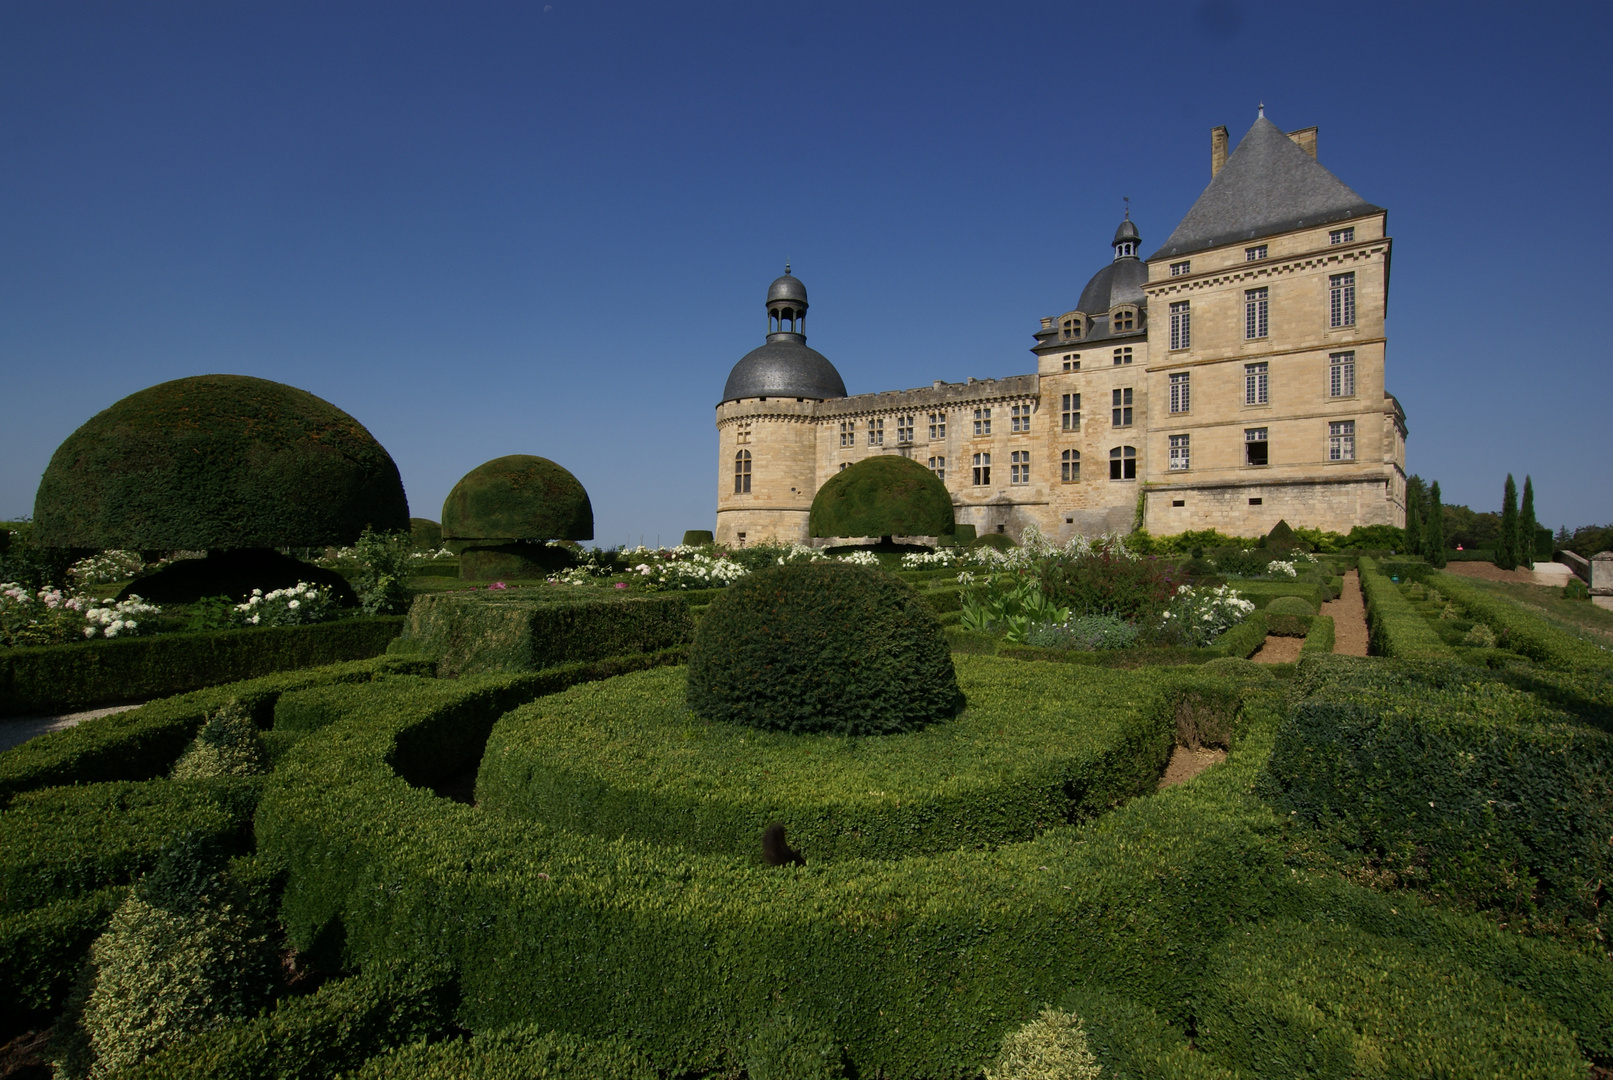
<box><xmin>1158</xmin><ymin>744</ymin><xmax>1227</xmax><ymax>789</ymax></box>
<box><xmin>1440</xmin><ymin>561</ymin><xmax>1539</xmax><ymax>585</ymax></box>
<box><xmin>1320</xmin><ymin>569</ymin><xmax>1369</xmax><ymax>656</ymax></box>
<box><xmin>1250</xmin><ymin>635</ymin><xmax>1303</xmax><ymax>664</ymax></box>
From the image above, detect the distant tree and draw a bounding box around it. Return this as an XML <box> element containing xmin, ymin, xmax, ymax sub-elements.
<box><xmin>1519</xmin><ymin>476</ymin><xmax>1538</xmax><ymax>569</ymax></box>
<box><xmin>1426</xmin><ymin>482</ymin><xmax>1447</xmax><ymax>568</ymax></box>
<box><xmin>1496</xmin><ymin>474</ymin><xmax>1520</xmax><ymax>570</ymax></box>
<box><xmin>1404</xmin><ymin>483</ymin><xmax>1423</xmax><ymax>560</ymax></box>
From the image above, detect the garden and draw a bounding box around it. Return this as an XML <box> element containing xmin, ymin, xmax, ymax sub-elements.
<box><xmin>1</xmin><ymin>378</ymin><xmax>1610</xmax><ymax>1080</ymax></box>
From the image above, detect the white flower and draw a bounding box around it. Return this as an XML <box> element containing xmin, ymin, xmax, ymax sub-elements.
<box><xmin>287</xmin><ymin>599</ymin><xmax>300</xmax><ymax>610</ymax></box>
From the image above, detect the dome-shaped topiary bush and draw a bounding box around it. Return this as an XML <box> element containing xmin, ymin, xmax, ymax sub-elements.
<box><xmin>686</xmin><ymin>562</ymin><xmax>961</xmax><ymax>736</ymax></box>
<box><xmin>410</xmin><ymin>518</ymin><xmax>444</xmax><ymax>551</ymax></box>
<box><xmin>1265</xmin><ymin>595</ymin><xmax>1318</xmax><ymax>617</ymax></box>
<box><xmin>33</xmin><ymin>375</ymin><xmax>408</xmax><ymax>551</ymax></box>
<box><xmin>809</xmin><ymin>455</ymin><xmax>954</xmax><ymax>539</ymax></box>
<box><xmin>441</xmin><ymin>456</ymin><xmax>593</xmax><ymax>580</ymax></box>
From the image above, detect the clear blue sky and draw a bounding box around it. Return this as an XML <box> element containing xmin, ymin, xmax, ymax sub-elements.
<box><xmin>3</xmin><ymin>1</ymin><xmax>1609</xmax><ymax>545</ymax></box>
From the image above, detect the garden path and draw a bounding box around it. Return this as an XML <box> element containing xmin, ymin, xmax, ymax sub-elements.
<box><xmin>1320</xmin><ymin>569</ymin><xmax>1369</xmax><ymax>656</ymax></box>
<box><xmin>0</xmin><ymin>704</ymin><xmax>139</xmax><ymax>753</ymax></box>
<box><xmin>1157</xmin><ymin>745</ymin><xmax>1226</xmax><ymax>789</ymax></box>
<box><xmin>1249</xmin><ymin>636</ymin><xmax>1302</xmax><ymax>664</ymax></box>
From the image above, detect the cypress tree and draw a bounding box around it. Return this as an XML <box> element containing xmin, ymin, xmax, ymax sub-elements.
<box><xmin>1519</xmin><ymin>475</ymin><xmax>1538</xmax><ymax>570</ymax></box>
<box><xmin>1404</xmin><ymin>484</ymin><xmax>1423</xmax><ymax>560</ymax></box>
<box><xmin>1496</xmin><ymin>474</ymin><xmax>1519</xmax><ymax>570</ymax></box>
<box><xmin>1426</xmin><ymin>482</ymin><xmax>1446</xmax><ymax>568</ymax></box>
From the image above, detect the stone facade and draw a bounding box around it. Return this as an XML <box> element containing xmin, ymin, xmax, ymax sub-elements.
<box><xmin>715</xmin><ymin>115</ymin><xmax>1407</xmax><ymax>546</ymax></box>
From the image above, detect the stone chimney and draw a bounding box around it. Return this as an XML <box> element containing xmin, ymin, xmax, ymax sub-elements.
<box><xmin>1211</xmin><ymin>126</ymin><xmax>1229</xmax><ymax>177</ymax></box>
<box><xmin>1287</xmin><ymin>126</ymin><xmax>1317</xmax><ymax>160</ymax></box>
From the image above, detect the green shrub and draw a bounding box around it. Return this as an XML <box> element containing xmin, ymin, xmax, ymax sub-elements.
<box><xmin>441</xmin><ymin>455</ymin><xmax>593</xmax><ymax>544</ymax></box>
<box><xmin>985</xmin><ymin>1008</ymin><xmax>1100</xmax><ymax>1080</ymax></box>
<box><xmin>409</xmin><ymin>518</ymin><xmax>443</xmax><ymax>551</ymax></box>
<box><xmin>1301</xmin><ymin>615</ymin><xmax>1334</xmax><ymax>654</ymax></box>
<box><xmin>1376</xmin><ymin>557</ymin><xmax>1432</xmax><ymax>583</ymax></box>
<box><xmin>1194</xmin><ymin>919</ymin><xmax>1583</xmax><ymax>1079</ymax></box>
<box><xmin>1563</xmin><ymin>577</ymin><xmax>1590</xmax><ymax>601</ymax></box>
<box><xmin>1264</xmin><ymin>596</ymin><xmax>1317</xmax><ymax>637</ymax></box>
<box><xmin>973</xmin><ymin>532</ymin><xmax>1017</xmax><ymax>550</ymax></box>
<box><xmin>1434</xmin><ymin>573</ymin><xmax>1613</xmax><ymax>671</ymax></box>
<box><xmin>1056</xmin><ymin>990</ymin><xmax>1231</xmax><ymax>1080</ymax></box>
<box><xmin>686</xmin><ymin>563</ymin><xmax>959</xmax><ymax>736</ymax></box>
<box><xmin>682</xmin><ymin>530</ymin><xmax>715</xmax><ymax>546</ymax></box>
<box><xmin>1343</xmin><ymin>523</ymin><xmax>1404</xmax><ymax>550</ymax></box>
<box><xmin>477</xmin><ymin>659</ymin><xmax>1180</xmax><ymax>862</ymax></box>
<box><xmin>354</xmin><ymin>1027</ymin><xmax>656</xmax><ymax>1080</ymax></box>
<box><xmin>1264</xmin><ymin>595</ymin><xmax>1316</xmax><ymax>617</ymax></box>
<box><xmin>808</xmin><ymin>455</ymin><xmax>954</xmax><ymax>539</ymax></box>
<box><xmin>349</xmin><ymin>528</ymin><xmax>414</xmax><ymax>615</ymax></box>
<box><xmin>32</xmin><ymin>375</ymin><xmax>408</xmax><ymax>551</ymax></box>
<box><xmin>170</xmin><ymin>701</ymin><xmax>266</xmax><ymax>780</ymax></box>
<box><xmin>747</xmin><ymin>1014</ymin><xmax>845</xmax><ymax>1080</ymax></box>
<box><xmin>1022</xmin><ymin>614</ymin><xmax>1139</xmax><ymax>650</ymax></box>
<box><xmin>0</xmin><ymin>887</ymin><xmax>125</xmax><ymax>1018</ymax></box>
<box><xmin>391</xmin><ymin>592</ymin><xmax>692</xmax><ymax>676</ymax></box>
<box><xmin>1357</xmin><ymin>558</ymin><xmax>1452</xmax><ymax>659</ymax></box>
<box><xmin>1226</xmin><ymin>579</ymin><xmax>1328</xmax><ymax>610</ymax></box>
<box><xmin>120</xmin><ymin>965</ymin><xmax>456</xmax><ymax>1080</ymax></box>
<box><xmin>0</xmin><ymin>616</ymin><xmax>404</xmax><ymax>718</ymax></box>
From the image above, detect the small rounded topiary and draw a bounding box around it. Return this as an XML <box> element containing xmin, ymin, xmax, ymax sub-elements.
<box><xmin>686</xmin><ymin>562</ymin><xmax>960</xmax><ymax>736</ymax></box>
<box><xmin>1265</xmin><ymin>595</ymin><xmax>1318</xmax><ymax>617</ymax></box>
<box><xmin>34</xmin><ymin>375</ymin><xmax>408</xmax><ymax>550</ymax></box>
<box><xmin>682</xmin><ymin>530</ymin><xmax>715</xmax><ymax>547</ymax></box>
<box><xmin>442</xmin><ymin>456</ymin><xmax>592</xmax><ymax>580</ymax></box>
<box><xmin>410</xmin><ymin>518</ymin><xmax>444</xmax><ymax>551</ymax></box>
<box><xmin>809</xmin><ymin>455</ymin><xmax>955</xmax><ymax>539</ymax></box>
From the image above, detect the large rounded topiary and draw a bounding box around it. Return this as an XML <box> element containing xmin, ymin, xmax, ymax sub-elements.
<box><xmin>809</xmin><ymin>455</ymin><xmax>954</xmax><ymax>540</ymax></box>
<box><xmin>34</xmin><ymin>375</ymin><xmax>408</xmax><ymax>551</ymax></box>
<box><xmin>686</xmin><ymin>562</ymin><xmax>960</xmax><ymax>736</ymax></box>
<box><xmin>441</xmin><ymin>455</ymin><xmax>593</xmax><ymax>580</ymax></box>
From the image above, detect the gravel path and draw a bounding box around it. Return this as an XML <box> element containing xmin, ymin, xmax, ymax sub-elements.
<box><xmin>0</xmin><ymin>705</ymin><xmax>140</xmax><ymax>753</ymax></box>
<box><xmin>1320</xmin><ymin>569</ymin><xmax>1369</xmax><ymax>656</ymax></box>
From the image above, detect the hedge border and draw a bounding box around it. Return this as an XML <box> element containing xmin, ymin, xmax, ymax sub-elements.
<box><xmin>1434</xmin><ymin>573</ymin><xmax>1613</xmax><ymax>672</ymax></box>
<box><xmin>1358</xmin><ymin>558</ymin><xmax>1453</xmax><ymax>659</ymax></box>
<box><xmin>997</xmin><ymin>613</ymin><xmax>1268</xmax><ymax>667</ymax></box>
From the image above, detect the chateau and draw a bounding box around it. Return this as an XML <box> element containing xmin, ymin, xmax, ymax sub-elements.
<box><xmin>714</xmin><ymin>112</ymin><xmax>1407</xmax><ymax>546</ymax></box>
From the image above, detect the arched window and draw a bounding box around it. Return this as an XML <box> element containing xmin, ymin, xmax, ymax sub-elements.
<box><xmin>734</xmin><ymin>450</ymin><xmax>751</xmax><ymax>493</ymax></box>
<box><xmin>1109</xmin><ymin>445</ymin><xmax>1136</xmax><ymax>481</ymax></box>
<box><xmin>1061</xmin><ymin>449</ymin><xmax>1080</xmax><ymax>483</ymax></box>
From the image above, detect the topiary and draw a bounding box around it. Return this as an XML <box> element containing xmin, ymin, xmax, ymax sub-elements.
<box><xmin>409</xmin><ymin>518</ymin><xmax>443</xmax><ymax>551</ymax></box>
<box><xmin>34</xmin><ymin>375</ymin><xmax>407</xmax><ymax>551</ymax></box>
<box><xmin>170</xmin><ymin>700</ymin><xmax>266</xmax><ymax>780</ymax></box>
<box><xmin>746</xmin><ymin>1014</ymin><xmax>845</xmax><ymax>1080</ymax></box>
<box><xmin>973</xmin><ymin>532</ymin><xmax>1017</xmax><ymax>550</ymax></box>
<box><xmin>1264</xmin><ymin>518</ymin><xmax>1308</xmax><ymax>553</ymax></box>
<box><xmin>808</xmin><ymin>455</ymin><xmax>954</xmax><ymax>539</ymax></box>
<box><xmin>686</xmin><ymin>562</ymin><xmax>961</xmax><ymax>736</ymax></box>
<box><xmin>985</xmin><ymin>1007</ymin><xmax>1101</xmax><ymax>1080</ymax></box>
<box><xmin>682</xmin><ymin>530</ymin><xmax>715</xmax><ymax>547</ymax></box>
<box><xmin>1265</xmin><ymin>595</ymin><xmax>1318</xmax><ymax>617</ymax></box>
<box><xmin>441</xmin><ymin>456</ymin><xmax>593</xmax><ymax>581</ymax></box>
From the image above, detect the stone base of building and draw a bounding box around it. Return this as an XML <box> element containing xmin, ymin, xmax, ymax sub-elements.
<box><xmin>1143</xmin><ymin>475</ymin><xmax>1399</xmax><ymax>537</ymax></box>
<box><xmin>715</xmin><ymin>509</ymin><xmax>810</xmax><ymax>547</ymax></box>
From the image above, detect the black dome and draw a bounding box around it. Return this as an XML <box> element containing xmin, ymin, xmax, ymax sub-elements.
<box><xmin>1113</xmin><ymin>218</ymin><xmax>1140</xmax><ymax>244</ymax></box>
<box><xmin>1075</xmin><ymin>258</ymin><xmax>1148</xmax><ymax>316</ymax></box>
<box><xmin>768</xmin><ymin>273</ymin><xmax>809</xmax><ymax>306</ymax></box>
<box><xmin>722</xmin><ymin>338</ymin><xmax>847</xmax><ymax>402</ymax></box>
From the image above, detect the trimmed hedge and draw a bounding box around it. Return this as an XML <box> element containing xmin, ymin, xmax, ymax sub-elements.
<box><xmin>0</xmin><ymin>886</ymin><xmax>126</xmax><ymax>1019</ymax></box>
<box><xmin>1358</xmin><ymin>557</ymin><xmax>1453</xmax><ymax>659</ymax></box>
<box><xmin>0</xmin><ymin>656</ymin><xmax>431</xmax><ymax>804</ymax></box>
<box><xmin>477</xmin><ymin>659</ymin><xmax>1186</xmax><ymax>862</ymax></box>
<box><xmin>998</xmin><ymin>613</ymin><xmax>1269</xmax><ymax>667</ymax></box>
<box><xmin>440</xmin><ymin>455</ymin><xmax>593</xmax><ymax>544</ymax></box>
<box><xmin>355</xmin><ymin>1027</ymin><xmax>656</xmax><ymax>1080</ymax></box>
<box><xmin>1263</xmin><ymin>654</ymin><xmax>1613</xmax><ymax>928</ymax></box>
<box><xmin>1227</xmin><ymin>579</ymin><xmax>1329</xmax><ymax>609</ymax></box>
<box><xmin>390</xmin><ymin>592</ymin><xmax>692</xmax><ymax>677</ymax></box>
<box><xmin>807</xmin><ymin>454</ymin><xmax>955</xmax><ymax>539</ymax></box>
<box><xmin>121</xmin><ymin>965</ymin><xmax>457</xmax><ymax>1080</ymax></box>
<box><xmin>0</xmin><ymin>617</ymin><xmax>405</xmax><ymax>718</ymax></box>
<box><xmin>1301</xmin><ymin>615</ymin><xmax>1334</xmax><ymax>654</ymax></box>
<box><xmin>1435</xmin><ymin>573</ymin><xmax>1613</xmax><ymax>672</ymax></box>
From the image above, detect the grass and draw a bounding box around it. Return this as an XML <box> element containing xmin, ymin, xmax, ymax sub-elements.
<box><xmin>1447</xmin><ymin>577</ymin><xmax>1613</xmax><ymax>647</ymax></box>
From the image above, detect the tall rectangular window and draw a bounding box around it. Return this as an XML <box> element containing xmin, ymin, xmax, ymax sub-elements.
<box><xmin>1245</xmin><ymin>427</ymin><xmax>1269</xmax><ymax>467</ymax></box>
<box><xmin>928</xmin><ymin>456</ymin><xmax>945</xmax><ymax>481</ymax></box>
<box><xmin>1328</xmin><ymin>420</ymin><xmax>1356</xmax><ymax>461</ymax></box>
<box><xmin>1169</xmin><ymin>372</ymin><xmax>1190</xmax><ymax>414</ymax></box>
<box><xmin>1061</xmin><ymin>449</ymin><xmax>1080</xmax><ymax>482</ymax></box>
<box><xmin>1011</xmin><ymin>404</ymin><xmax>1031</xmax><ymax>432</ymax></box>
<box><xmin>867</xmin><ymin>417</ymin><xmax>884</xmax><ymax>446</ymax></box>
<box><xmin>896</xmin><ymin>415</ymin><xmax>914</xmax><ymax>443</ymax></box>
<box><xmin>1061</xmin><ymin>393</ymin><xmax>1081</xmax><ymax>431</ymax></box>
<box><xmin>1244</xmin><ymin>287</ymin><xmax>1269</xmax><ymax>339</ymax></box>
<box><xmin>1169</xmin><ymin>301</ymin><xmax>1191</xmax><ymax>350</ymax></box>
<box><xmin>1244</xmin><ymin>362</ymin><xmax>1269</xmax><ymax>406</ymax></box>
<box><xmin>839</xmin><ymin>421</ymin><xmax>855</xmax><ymax>448</ymax></box>
<box><xmin>1111</xmin><ymin>387</ymin><xmax>1133</xmax><ymax>427</ymax></box>
<box><xmin>973</xmin><ymin>408</ymin><xmax>991</xmax><ymax>436</ymax></box>
<box><xmin>1329</xmin><ymin>351</ymin><xmax>1356</xmax><ymax>397</ymax></box>
<box><xmin>734</xmin><ymin>450</ymin><xmax>751</xmax><ymax>493</ymax></box>
<box><xmin>928</xmin><ymin>413</ymin><xmax>946</xmax><ymax>440</ymax></box>
<box><xmin>1245</xmin><ymin>244</ymin><xmax>1268</xmax><ymax>261</ymax></box>
<box><xmin>1109</xmin><ymin>446</ymin><xmax>1137</xmax><ymax>480</ymax></box>
<box><xmin>972</xmin><ymin>452</ymin><xmax>991</xmax><ymax>485</ymax></box>
<box><xmin>1170</xmin><ymin>260</ymin><xmax>1191</xmax><ymax>276</ymax></box>
<box><xmin>1330</xmin><ymin>227</ymin><xmax>1354</xmax><ymax>245</ymax></box>
<box><xmin>1010</xmin><ymin>450</ymin><xmax>1030</xmax><ymax>485</ymax></box>
<box><xmin>1169</xmin><ymin>434</ymin><xmax>1190</xmax><ymax>471</ymax></box>
<box><xmin>1330</xmin><ymin>272</ymin><xmax>1356</xmax><ymax>327</ymax></box>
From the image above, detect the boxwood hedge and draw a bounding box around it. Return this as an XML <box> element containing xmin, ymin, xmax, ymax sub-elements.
<box><xmin>1434</xmin><ymin>573</ymin><xmax>1613</xmax><ymax>672</ymax></box>
<box><xmin>1358</xmin><ymin>557</ymin><xmax>1453</xmax><ymax>659</ymax></box>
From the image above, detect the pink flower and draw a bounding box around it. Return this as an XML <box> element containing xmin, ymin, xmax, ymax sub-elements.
<box><xmin>613</xmin><ymin>582</ymin><xmax>628</xmax><ymax>589</ymax></box>
<box><xmin>488</xmin><ymin>582</ymin><xmax>508</xmax><ymax>590</ymax></box>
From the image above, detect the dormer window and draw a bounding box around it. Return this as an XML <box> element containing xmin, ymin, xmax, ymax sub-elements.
<box><xmin>1170</xmin><ymin>260</ymin><xmax>1191</xmax><ymax>276</ymax></box>
<box><xmin>1111</xmin><ymin>306</ymin><xmax>1136</xmax><ymax>332</ymax></box>
<box><xmin>1061</xmin><ymin>315</ymin><xmax>1084</xmax><ymax>341</ymax></box>
<box><xmin>1245</xmin><ymin>245</ymin><xmax>1268</xmax><ymax>261</ymax></box>
<box><xmin>1330</xmin><ymin>227</ymin><xmax>1354</xmax><ymax>245</ymax></box>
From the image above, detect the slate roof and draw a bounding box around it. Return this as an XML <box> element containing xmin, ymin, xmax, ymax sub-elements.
<box><xmin>1148</xmin><ymin>116</ymin><xmax>1382</xmax><ymax>261</ymax></box>
<box><xmin>722</xmin><ymin>335</ymin><xmax>847</xmax><ymax>403</ymax></box>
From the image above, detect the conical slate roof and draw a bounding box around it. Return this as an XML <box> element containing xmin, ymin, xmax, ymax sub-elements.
<box><xmin>1148</xmin><ymin>116</ymin><xmax>1382</xmax><ymax>261</ymax></box>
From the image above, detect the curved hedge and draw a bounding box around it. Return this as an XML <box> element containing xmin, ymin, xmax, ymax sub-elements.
<box><xmin>685</xmin><ymin>563</ymin><xmax>959</xmax><ymax>735</ymax></box>
<box><xmin>33</xmin><ymin>375</ymin><xmax>408</xmax><ymax>550</ymax></box>
<box><xmin>440</xmin><ymin>456</ymin><xmax>592</xmax><ymax>543</ymax></box>
<box><xmin>808</xmin><ymin>455</ymin><xmax>954</xmax><ymax>539</ymax></box>
<box><xmin>477</xmin><ymin>660</ymin><xmax>1177</xmax><ymax>862</ymax></box>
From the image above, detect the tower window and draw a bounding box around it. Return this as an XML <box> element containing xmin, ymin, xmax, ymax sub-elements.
<box><xmin>1329</xmin><ymin>351</ymin><xmax>1356</xmax><ymax>398</ymax></box>
<box><xmin>1330</xmin><ymin>227</ymin><xmax>1355</xmax><ymax>245</ymax></box>
<box><xmin>1245</xmin><ymin>428</ymin><xmax>1269</xmax><ymax>467</ymax></box>
<box><xmin>1169</xmin><ymin>371</ymin><xmax>1190</xmax><ymax>414</ymax></box>
<box><xmin>1115</xmin><ymin>240</ymin><xmax>1136</xmax><ymax>258</ymax></box>
<box><xmin>839</xmin><ymin>421</ymin><xmax>855</xmax><ymax>448</ymax></box>
<box><xmin>1011</xmin><ymin>404</ymin><xmax>1031</xmax><ymax>432</ymax></box>
<box><xmin>1112</xmin><ymin>308</ymin><xmax>1135</xmax><ymax>332</ymax></box>
<box><xmin>1010</xmin><ymin>451</ymin><xmax>1030</xmax><ymax>485</ymax></box>
<box><xmin>735</xmin><ymin>419</ymin><xmax>752</xmax><ymax>445</ymax></box>
<box><xmin>1244</xmin><ymin>287</ymin><xmax>1269</xmax><ymax>339</ymax></box>
<box><xmin>839</xmin><ymin>462</ymin><xmax>849</xmax><ymax>471</ymax></box>
<box><xmin>1062</xmin><ymin>354</ymin><xmax>1081</xmax><ymax>371</ymax></box>
<box><xmin>928</xmin><ymin>412</ymin><xmax>947</xmax><ymax>440</ymax></box>
<box><xmin>1169</xmin><ymin>434</ymin><xmax>1190</xmax><ymax>471</ymax></box>
<box><xmin>1062</xmin><ymin>315</ymin><xmax>1083</xmax><ymax>341</ymax></box>
<box><xmin>972</xmin><ymin>453</ymin><xmax>991</xmax><ymax>486</ymax></box>
<box><xmin>1108</xmin><ymin>445</ymin><xmax>1137</xmax><ymax>481</ymax></box>
<box><xmin>1244</xmin><ymin>363</ymin><xmax>1269</xmax><ymax>406</ymax></box>
<box><xmin>1169</xmin><ymin>301</ymin><xmax>1191</xmax><ymax>350</ymax></box>
<box><xmin>1329</xmin><ymin>272</ymin><xmax>1356</xmax><ymax>327</ymax></box>
<box><xmin>1061</xmin><ymin>393</ymin><xmax>1081</xmax><ymax>431</ymax></box>
<box><xmin>1329</xmin><ymin>420</ymin><xmax>1356</xmax><ymax>461</ymax></box>
<box><xmin>1245</xmin><ymin>244</ymin><xmax>1268</xmax><ymax>261</ymax></box>
<box><xmin>897</xmin><ymin>415</ymin><xmax>915</xmax><ymax>444</ymax></box>
<box><xmin>1111</xmin><ymin>387</ymin><xmax>1133</xmax><ymax>427</ymax></box>
<box><xmin>1112</xmin><ymin>346</ymin><xmax>1133</xmax><ymax>365</ymax></box>
<box><xmin>1170</xmin><ymin>260</ymin><xmax>1191</xmax><ymax>276</ymax></box>
<box><xmin>973</xmin><ymin>408</ymin><xmax>991</xmax><ymax>436</ymax></box>
<box><xmin>928</xmin><ymin>456</ymin><xmax>946</xmax><ymax>482</ymax></box>
<box><xmin>734</xmin><ymin>450</ymin><xmax>752</xmax><ymax>493</ymax></box>
<box><xmin>1061</xmin><ymin>449</ymin><xmax>1080</xmax><ymax>483</ymax></box>
<box><xmin>867</xmin><ymin>417</ymin><xmax>884</xmax><ymax>446</ymax></box>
